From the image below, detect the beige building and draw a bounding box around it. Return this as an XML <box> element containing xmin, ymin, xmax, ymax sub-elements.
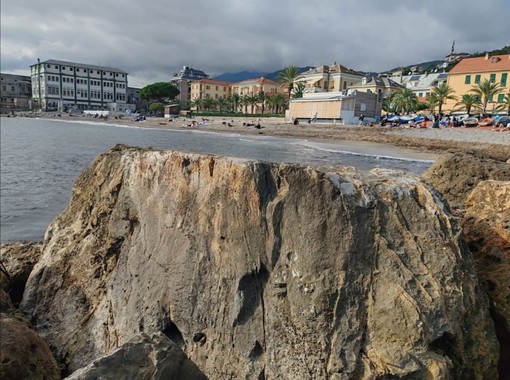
<box><xmin>231</xmin><ymin>77</ymin><xmax>283</xmax><ymax>113</ymax></box>
<box><xmin>390</xmin><ymin>72</ymin><xmax>448</xmax><ymax>103</ymax></box>
<box><xmin>295</xmin><ymin>63</ymin><xmax>364</xmax><ymax>94</ymax></box>
<box><xmin>190</xmin><ymin>79</ymin><xmax>232</xmax><ymax>101</ymax></box>
<box><xmin>0</xmin><ymin>73</ymin><xmax>32</xmax><ymax>112</ymax></box>
<box><xmin>443</xmin><ymin>54</ymin><xmax>510</xmax><ymax>113</ymax></box>
<box><xmin>349</xmin><ymin>76</ymin><xmax>403</xmax><ymax>100</ymax></box>
<box><xmin>288</xmin><ymin>90</ymin><xmax>382</xmax><ymax>124</ymax></box>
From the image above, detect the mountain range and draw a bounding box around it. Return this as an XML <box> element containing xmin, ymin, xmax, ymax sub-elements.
<box><xmin>212</xmin><ymin>46</ymin><xmax>510</xmax><ymax>83</ymax></box>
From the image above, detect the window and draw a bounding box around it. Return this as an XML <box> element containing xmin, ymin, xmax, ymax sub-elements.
<box><xmin>498</xmin><ymin>93</ymin><xmax>505</xmax><ymax>102</ymax></box>
<box><xmin>501</xmin><ymin>73</ymin><xmax>507</xmax><ymax>86</ymax></box>
<box><xmin>490</xmin><ymin>73</ymin><xmax>496</xmax><ymax>83</ymax></box>
<box><xmin>465</xmin><ymin>75</ymin><xmax>471</xmax><ymax>84</ymax></box>
<box><xmin>475</xmin><ymin>75</ymin><xmax>481</xmax><ymax>84</ymax></box>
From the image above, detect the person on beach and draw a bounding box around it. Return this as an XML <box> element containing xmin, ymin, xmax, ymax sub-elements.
<box><xmin>358</xmin><ymin>114</ymin><xmax>364</xmax><ymax>126</ymax></box>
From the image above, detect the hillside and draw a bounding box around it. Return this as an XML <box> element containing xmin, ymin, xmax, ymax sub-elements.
<box><xmin>213</xmin><ymin>66</ymin><xmax>313</xmax><ymax>83</ymax></box>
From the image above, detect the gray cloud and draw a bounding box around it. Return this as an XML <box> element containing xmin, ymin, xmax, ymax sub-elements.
<box><xmin>1</xmin><ymin>0</ymin><xmax>508</xmax><ymax>87</ymax></box>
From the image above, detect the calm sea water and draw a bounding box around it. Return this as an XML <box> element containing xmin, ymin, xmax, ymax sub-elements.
<box><xmin>0</xmin><ymin>117</ymin><xmax>433</xmax><ymax>242</ymax></box>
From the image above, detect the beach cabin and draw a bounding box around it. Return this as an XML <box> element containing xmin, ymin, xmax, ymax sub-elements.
<box><xmin>288</xmin><ymin>90</ymin><xmax>382</xmax><ymax>124</ymax></box>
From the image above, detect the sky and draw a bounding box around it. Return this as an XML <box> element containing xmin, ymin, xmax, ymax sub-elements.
<box><xmin>1</xmin><ymin>0</ymin><xmax>509</xmax><ymax>88</ymax></box>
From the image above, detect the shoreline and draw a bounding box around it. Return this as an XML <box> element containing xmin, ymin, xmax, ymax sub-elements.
<box><xmin>4</xmin><ymin>113</ymin><xmax>510</xmax><ymax>161</ymax></box>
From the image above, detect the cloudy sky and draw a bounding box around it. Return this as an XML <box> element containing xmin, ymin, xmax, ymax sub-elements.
<box><xmin>1</xmin><ymin>0</ymin><xmax>508</xmax><ymax>88</ymax></box>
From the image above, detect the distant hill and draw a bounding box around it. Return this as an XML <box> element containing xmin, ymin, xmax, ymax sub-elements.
<box><xmin>213</xmin><ymin>66</ymin><xmax>314</xmax><ymax>83</ymax></box>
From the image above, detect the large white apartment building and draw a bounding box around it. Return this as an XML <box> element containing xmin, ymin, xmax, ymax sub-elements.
<box><xmin>31</xmin><ymin>59</ymin><xmax>129</xmax><ymax>112</ymax></box>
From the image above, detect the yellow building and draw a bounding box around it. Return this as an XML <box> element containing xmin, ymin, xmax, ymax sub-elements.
<box><xmin>444</xmin><ymin>54</ymin><xmax>510</xmax><ymax>113</ymax></box>
<box><xmin>295</xmin><ymin>63</ymin><xmax>363</xmax><ymax>93</ymax></box>
<box><xmin>189</xmin><ymin>78</ymin><xmax>232</xmax><ymax>101</ymax></box>
<box><xmin>231</xmin><ymin>77</ymin><xmax>283</xmax><ymax>114</ymax></box>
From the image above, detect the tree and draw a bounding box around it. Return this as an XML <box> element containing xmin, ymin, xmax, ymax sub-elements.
<box><xmin>229</xmin><ymin>93</ymin><xmax>240</xmax><ymax>113</ymax></box>
<box><xmin>216</xmin><ymin>97</ymin><xmax>228</xmax><ymax>113</ymax></box>
<box><xmin>454</xmin><ymin>94</ymin><xmax>481</xmax><ymax>115</ymax></box>
<box><xmin>292</xmin><ymin>82</ymin><xmax>305</xmax><ymax>99</ymax></box>
<box><xmin>278</xmin><ymin>66</ymin><xmax>300</xmax><ymax>100</ymax></box>
<box><xmin>140</xmin><ymin>82</ymin><xmax>179</xmax><ymax>102</ymax></box>
<box><xmin>245</xmin><ymin>93</ymin><xmax>258</xmax><ymax>114</ymax></box>
<box><xmin>470</xmin><ymin>79</ymin><xmax>504</xmax><ymax>113</ymax></box>
<box><xmin>267</xmin><ymin>93</ymin><xmax>286</xmax><ymax>114</ymax></box>
<box><xmin>391</xmin><ymin>88</ymin><xmax>419</xmax><ymax>114</ymax></box>
<box><xmin>429</xmin><ymin>83</ymin><xmax>457</xmax><ymax>115</ymax></box>
<box><xmin>148</xmin><ymin>102</ymin><xmax>165</xmax><ymax>113</ymax></box>
<box><xmin>191</xmin><ymin>98</ymin><xmax>202</xmax><ymax>112</ymax></box>
<box><xmin>495</xmin><ymin>92</ymin><xmax>510</xmax><ymax>115</ymax></box>
<box><xmin>257</xmin><ymin>90</ymin><xmax>267</xmax><ymax>114</ymax></box>
<box><xmin>201</xmin><ymin>96</ymin><xmax>216</xmax><ymax>111</ymax></box>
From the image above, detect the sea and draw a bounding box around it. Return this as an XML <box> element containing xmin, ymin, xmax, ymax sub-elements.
<box><xmin>0</xmin><ymin>117</ymin><xmax>434</xmax><ymax>243</ymax></box>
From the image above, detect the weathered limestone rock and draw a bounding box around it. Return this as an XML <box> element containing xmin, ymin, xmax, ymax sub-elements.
<box><xmin>0</xmin><ymin>242</ymin><xmax>43</xmax><ymax>306</ymax></box>
<box><xmin>422</xmin><ymin>150</ymin><xmax>510</xmax><ymax>210</ymax></box>
<box><xmin>65</xmin><ymin>332</ymin><xmax>206</xmax><ymax>380</ymax></box>
<box><xmin>0</xmin><ymin>314</ymin><xmax>61</xmax><ymax>380</ymax></box>
<box><xmin>21</xmin><ymin>145</ymin><xmax>499</xmax><ymax>379</ymax></box>
<box><xmin>462</xmin><ymin>180</ymin><xmax>510</xmax><ymax>376</ymax></box>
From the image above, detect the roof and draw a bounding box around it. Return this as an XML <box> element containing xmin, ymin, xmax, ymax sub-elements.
<box><xmin>233</xmin><ymin>77</ymin><xmax>279</xmax><ymax>86</ymax></box>
<box><xmin>449</xmin><ymin>54</ymin><xmax>510</xmax><ymax>74</ymax></box>
<box><xmin>190</xmin><ymin>78</ymin><xmax>233</xmax><ymax>86</ymax></box>
<box><xmin>33</xmin><ymin>59</ymin><xmax>127</xmax><ymax>74</ymax></box>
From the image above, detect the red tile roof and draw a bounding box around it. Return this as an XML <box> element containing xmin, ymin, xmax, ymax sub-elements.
<box><xmin>449</xmin><ymin>54</ymin><xmax>510</xmax><ymax>74</ymax></box>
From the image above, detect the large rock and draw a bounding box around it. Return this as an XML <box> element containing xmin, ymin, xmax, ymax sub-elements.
<box><xmin>0</xmin><ymin>242</ymin><xmax>43</xmax><ymax>306</ymax></box>
<box><xmin>0</xmin><ymin>314</ymin><xmax>61</xmax><ymax>379</ymax></box>
<box><xmin>21</xmin><ymin>145</ymin><xmax>498</xmax><ymax>379</ymax></box>
<box><xmin>462</xmin><ymin>180</ymin><xmax>510</xmax><ymax>376</ymax></box>
<box><xmin>422</xmin><ymin>150</ymin><xmax>510</xmax><ymax>210</ymax></box>
<box><xmin>65</xmin><ymin>332</ymin><xmax>206</xmax><ymax>380</ymax></box>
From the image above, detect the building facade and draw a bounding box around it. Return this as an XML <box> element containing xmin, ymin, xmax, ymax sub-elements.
<box><xmin>0</xmin><ymin>73</ymin><xmax>32</xmax><ymax>113</ymax></box>
<box><xmin>31</xmin><ymin>59</ymin><xmax>129</xmax><ymax>112</ymax></box>
<box><xmin>190</xmin><ymin>79</ymin><xmax>232</xmax><ymax>101</ymax></box>
<box><xmin>295</xmin><ymin>63</ymin><xmax>364</xmax><ymax>94</ymax></box>
<box><xmin>171</xmin><ymin>66</ymin><xmax>209</xmax><ymax>101</ymax></box>
<box><xmin>231</xmin><ymin>77</ymin><xmax>283</xmax><ymax>113</ymax></box>
<box><xmin>443</xmin><ymin>54</ymin><xmax>510</xmax><ymax>113</ymax></box>
<box><xmin>349</xmin><ymin>76</ymin><xmax>403</xmax><ymax>100</ymax></box>
<box><xmin>389</xmin><ymin>72</ymin><xmax>448</xmax><ymax>102</ymax></box>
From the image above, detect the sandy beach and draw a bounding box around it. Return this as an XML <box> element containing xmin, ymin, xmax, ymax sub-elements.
<box><xmin>17</xmin><ymin>113</ymin><xmax>510</xmax><ymax>161</ymax></box>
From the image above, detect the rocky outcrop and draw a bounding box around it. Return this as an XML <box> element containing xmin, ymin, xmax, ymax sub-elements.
<box><xmin>20</xmin><ymin>145</ymin><xmax>499</xmax><ymax>379</ymax></box>
<box><xmin>422</xmin><ymin>150</ymin><xmax>510</xmax><ymax>210</ymax></box>
<box><xmin>0</xmin><ymin>242</ymin><xmax>43</xmax><ymax>306</ymax></box>
<box><xmin>462</xmin><ymin>180</ymin><xmax>510</xmax><ymax>376</ymax></box>
<box><xmin>0</xmin><ymin>314</ymin><xmax>61</xmax><ymax>379</ymax></box>
<box><xmin>64</xmin><ymin>332</ymin><xmax>207</xmax><ymax>379</ymax></box>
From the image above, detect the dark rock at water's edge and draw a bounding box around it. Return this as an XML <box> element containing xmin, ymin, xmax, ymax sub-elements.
<box><xmin>17</xmin><ymin>145</ymin><xmax>498</xmax><ymax>379</ymax></box>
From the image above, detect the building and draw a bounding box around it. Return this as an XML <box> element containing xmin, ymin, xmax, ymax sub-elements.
<box><xmin>30</xmin><ymin>59</ymin><xmax>129</xmax><ymax>112</ymax></box>
<box><xmin>231</xmin><ymin>77</ymin><xmax>283</xmax><ymax>113</ymax></box>
<box><xmin>349</xmin><ymin>76</ymin><xmax>403</xmax><ymax>99</ymax></box>
<box><xmin>389</xmin><ymin>72</ymin><xmax>448</xmax><ymax>102</ymax></box>
<box><xmin>0</xmin><ymin>73</ymin><xmax>32</xmax><ymax>113</ymax></box>
<box><xmin>171</xmin><ymin>66</ymin><xmax>208</xmax><ymax>101</ymax></box>
<box><xmin>295</xmin><ymin>63</ymin><xmax>364</xmax><ymax>94</ymax></box>
<box><xmin>288</xmin><ymin>90</ymin><xmax>382</xmax><ymax>124</ymax></box>
<box><xmin>190</xmin><ymin>78</ymin><xmax>232</xmax><ymax>102</ymax></box>
<box><xmin>443</xmin><ymin>54</ymin><xmax>510</xmax><ymax>113</ymax></box>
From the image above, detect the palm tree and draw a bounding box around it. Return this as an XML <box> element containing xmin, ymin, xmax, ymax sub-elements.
<box><xmin>470</xmin><ymin>79</ymin><xmax>504</xmax><ymax>113</ymax></box>
<box><xmin>278</xmin><ymin>65</ymin><xmax>300</xmax><ymax>100</ymax></box>
<box><xmin>257</xmin><ymin>90</ymin><xmax>267</xmax><ymax>114</ymax></box>
<box><xmin>270</xmin><ymin>93</ymin><xmax>286</xmax><ymax>114</ymax></box>
<box><xmin>454</xmin><ymin>94</ymin><xmax>481</xmax><ymax>115</ymax></box>
<box><xmin>495</xmin><ymin>92</ymin><xmax>510</xmax><ymax>115</ymax></box>
<box><xmin>200</xmin><ymin>96</ymin><xmax>216</xmax><ymax>111</ymax></box>
<box><xmin>391</xmin><ymin>88</ymin><xmax>419</xmax><ymax>114</ymax></box>
<box><xmin>191</xmin><ymin>98</ymin><xmax>202</xmax><ymax>112</ymax></box>
<box><xmin>216</xmin><ymin>97</ymin><xmax>228</xmax><ymax>113</ymax></box>
<box><xmin>245</xmin><ymin>93</ymin><xmax>258</xmax><ymax>114</ymax></box>
<box><xmin>429</xmin><ymin>82</ymin><xmax>457</xmax><ymax>116</ymax></box>
<box><xmin>239</xmin><ymin>95</ymin><xmax>249</xmax><ymax>114</ymax></box>
<box><xmin>292</xmin><ymin>82</ymin><xmax>305</xmax><ymax>99</ymax></box>
<box><xmin>230</xmin><ymin>92</ymin><xmax>240</xmax><ymax>113</ymax></box>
